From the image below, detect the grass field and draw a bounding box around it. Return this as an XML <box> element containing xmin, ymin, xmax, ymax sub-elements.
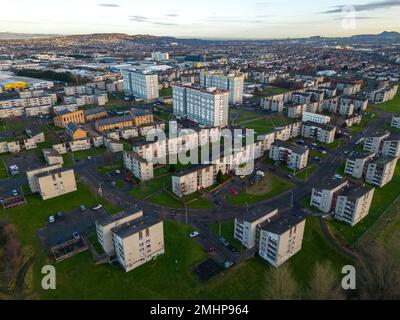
<box><xmin>373</xmin><ymin>91</ymin><xmax>400</xmax><ymax>113</ymax></box>
<box><xmin>295</xmin><ymin>165</ymin><xmax>317</xmax><ymax>181</ymax></box>
<box><xmin>329</xmin><ymin>161</ymin><xmax>400</xmax><ymax>246</ymax></box>
<box><xmin>227</xmin><ymin>174</ymin><xmax>293</xmax><ymax>206</ymax></box>
<box><xmin>242</xmin><ymin>116</ymin><xmax>295</xmax><ymax>135</ymax></box>
<box><xmin>209</xmin><ymin>220</ymin><xmax>244</xmax><ymax>252</ymax></box>
<box><xmin>0</xmin><ymin>159</ymin><xmax>8</xmax><ymax>179</ymax></box>
<box><xmin>261</xmin><ymin>86</ymin><xmax>287</xmax><ymax>97</ymax></box>
<box><xmin>159</xmin><ymin>87</ymin><xmax>173</xmax><ymax>97</ymax></box>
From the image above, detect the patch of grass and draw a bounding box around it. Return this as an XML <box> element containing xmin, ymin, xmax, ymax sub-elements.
<box><xmin>149</xmin><ymin>191</ymin><xmax>184</xmax><ymax>208</ymax></box>
<box><xmin>187</xmin><ymin>197</ymin><xmax>215</xmax><ymax>210</ymax></box>
<box><xmin>209</xmin><ymin>220</ymin><xmax>244</xmax><ymax>252</ymax></box>
<box><xmin>0</xmin><ymin>159</ymin><xmax>8</xmax><ymax>179</ymax></box>
<box><xmin>159</xmin><ymin>87</ymin><xmax>173</xmax><ymax>97</ymax></box>
<box><xmin>373</xmin><ymin>91</ymin><xmax>400</xmax><ymax>113</ymax></box>
<box><xmin>261</xmin><ymin>86</ymin><xmax>287</xmax><ymax>97</ymax></box>
<box><xmin>295</xmin><ymin>165</ymin><xmax>317</xmax><ymax>181</ymax></box>
<box><xmin>129</xmin><ymin>175</ymin><xmax>171</xmax><ymax>200</ymax></box>
<box><xmin>227</xmin><ymin>174</ymin><xmax>293</xmax><ymax>206</ymax></box>
<box><xmin>329</xmin><ymin>161</ymin><xmax>400</xmax><ymax>246</ymax></box>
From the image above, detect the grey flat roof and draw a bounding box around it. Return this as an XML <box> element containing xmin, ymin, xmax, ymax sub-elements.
<box><xmin>112</xmin><ymin>215</ymin><xmax>162</xmax><ymax>239</ymax></box>
<box><xmin>302</xmin><ymin>121</ymin><xmax>335</xmax><ymax>131</ymax></box>
<box><xmin>131</xmin><ymin>108</ymin><xmax>152</xmax><ymax>117</ymax></box>
<box><xmin>260</xmin><ymin>212</ymin><xmax>306</xmax><ymax>235</ymax></box>
<box><xmin>347</xmin><ymin>151</ymin><xmax>375</xmax><ymax>161</ymax></box>
<box><xmin>272</xmin><ymin>139</ymin><xmax>308</xmax><ymax>154</ymax></box>
<box><xmin>314</xmin><ymin>177</ymin><xmax>348</xmax><ymax>191</ymax></box>
<box><xmin>96</xmin><ymin>208</ymin><xmax>143</xmax><ymax>227</ymax></box>
<box><xmin>34</xmin><ymin>167</ymin><xmax>73</xmax><ymax>179</ymax></box>
<box><xmin>242</xmin><ymin>207</ymin><xmax>278</xmax><ymax>223</ymax></box>
<box><xmin>339</xmin><ymin>185</ymin><xmax>374</xmax><ymax>199</ymax></box>
<box><xmin>96</xmin><ymin>115</ymin><xmax>132</xmax><ymax>126</ymax></box>
<box><xmin>84</xmin><ymin>106</ymin><xmax>106</xmax><ymax>116</ymax></box>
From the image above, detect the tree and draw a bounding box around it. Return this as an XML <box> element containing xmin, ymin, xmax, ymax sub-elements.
<box><xmin>264</xmin><ymin>264</ymin><xmax>300</xmax><ymax>300</ymax></box>
<box><xmin>306</xmin><ymin>262</ymin><xmax>346</xmax><ymax>300</ymax></box>
<box><xmin>217</xmin><ymin>170</ymin><xmax>224</xmax><ymax>184</ymax></box>
<box><xmin>357</xmin><ymin>244</ymin><xmax>400</xmax><ymax>300</ymax></box>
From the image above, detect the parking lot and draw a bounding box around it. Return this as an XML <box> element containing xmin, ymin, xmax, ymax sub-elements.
<box><xmin>37</xmin><ymin>207</ymin><xmax>108</xmax><ymax>250</ymax></box>
<box><xmin>3</xmin><ymin>152</ymin><xmax>43</xmax><ymax>174</ymax></box>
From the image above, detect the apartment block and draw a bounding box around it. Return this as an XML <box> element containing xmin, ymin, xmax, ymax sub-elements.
<box><xmin>112</xmin><ymin>215</ymin><xmax>164</xmax><ymax>272</ymax></box>
<box><xmin>173</xmin><ymin>84</ymin><xmax>229</xmax><ymax>128</ymax></box>
<box><xmin>65</xmin><ymin>123</ymin><xmax>87</xmax><ymax>140</ymax></box>
<box><xmin>95</xmin><ymin>116</ymin><xmax>133</xmax><ymax>132</ymax></box>
<box><xmin>364</xmin><ymin>132</ymin><xmax>390</xmax><ymax>153</ymax></box>
<box><xmin>365</xmin><ymin>157</ymin><xmax>398</xmax><ymax>187</ymax></box>
<box><xmin>26</xmin><ymin>165</ymin><xmax>77</xmax><ymax>200</ymax></box>
<box><xmin>301</xmin><ymin>112</ymin><xmax>331</xmax><ymax>124</ymax></box>
<box><xmin>261</xmin><ymin>97</ymin><xmax>284</xmax><ymax>113</ymax></box>
<box><xmin>310</xmin><ymin>178</ymin><xmax>349</xmax><ymax>213</ymax></box>
<box><xmin>234</xmin><ymin>209</ymin><xmax>279</xmax><ymax>249</ymax></box>
<box><xmin>200</xmin><ymin>72</ymin><xmax>244</xmax><ymax>105</ymax></box>
<box><xmin>301</xmin><ymin>121</ymin><xmax>336</xmax><ymax>144</ymax></box>
<box><xmin>96</xmin><ymin>209</ymin><xmax>144</xmax><ymax>255</ymax></box>
<box><xmin>123</xmin><ymin>151</ymin><xmax>154</xmax><ymax>181</ymax></box>
<box><xmin>54</xmin><ymin>109</ymin><xmax>85</xmax><ymax>128</ymax></box>
<box><xmin>344</xmin><ymin>151</ymin><xmax>376</xmax><ymax>179</ymax></box>
<box><xmin>130</xmin><ymin>108</ymin><xmax>154</xmax><ymax>126</ymax></box>
<box><xmin>269</xmin><ymin>140</ymin><xmax>309</xmax><ymax>170</ymax></box>
<box><xmin>123</xmin><ymin>69</ymin><xmax>159</xmax><ymax>101</ymax></box>
<box><xmin>381</xmin><ymin>136</ymin><xmax>400</xmax><ymax>158</ymax></box>
<box><xmin>42</xmin><ymin>149</ymin><xmax>64</xmax><ymax>166</ymax></box>
<box><xmin>151</xmin><ymin>52</ymin><xmax>169</xmax><ymax>61</ymax></box>
<box><xmin>391</xmin><ymin>116</ymin><xmax>400</xmax><ymax>129</ymax></box>
<box><xmin>258</xmin><ymin>212</ymin><xmax>306</xmax><ymax>267</ymax></box>
<box><xmin>84</xmin><ymin>107</ymin><xmax>108</xmax><ymax>122</ymax></box>
<box><xmin>334</xmin><ymin>186</ymin><xmax>375</xmax><ymax>226</ymax></box>
<box><xmin>340</xmin><ymin>96</ymin><xmax>368</xmax><ymax>111</ymax></box>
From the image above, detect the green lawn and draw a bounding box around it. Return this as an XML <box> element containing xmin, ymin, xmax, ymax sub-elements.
<box><xmin>129</xmin><ymin>175</ymin><xmax>171</xmax><ymax>200</ymax></box>
<box><xmin>227</xmin><ymin>175</ymin><xmax>293</xmax><ymax>206</ymax></box>
<box><xmin>295</xmin><ymin>165</ymin><xmax>317</xmax><ymax>181</ymax></box>
<box><xmin>149</xmin><ymin>191</ymin><xmax>184</xmax><ymax>208</ymax></box>
<box><xmin>187</xmin><ymin>197</ymin><xmax>215</xmax><ymax>210</ymax></box>
<box><xmin>209</xmin><ymin>220</ymin><xmax>244</xmax><ymax>252</ymax></box>
<box><xmin>373</xmin><ymin>91</ymin><xmax>400</xmax><ymax>113</ymax></box>
<box><xmin>230</xmin><ymin>108</ymin><xmax>261</xmax><ymax>124</ymax></box>
<box><xmin>159</xmin><ymin>87</ymin><xmax>173</xmax><ymax>97</ymax></box>
<box><xmin>0</xmin><ymin>159</ymin><xmax>8</xmax><ymax>179</ymax></box>
<box><xmin>261</xmin><ymin>86</ymin><xmax>287</xmax><ymax>97</ymax></box>
<box><xmin>329</xmin><ymin>161</ymin><xmax>400</xmax><ymax>246</ymax></box>
<box><xmin>242</xmin><ymin>116</ymin><xmax>296</xmax><ymax>135</ymax></box>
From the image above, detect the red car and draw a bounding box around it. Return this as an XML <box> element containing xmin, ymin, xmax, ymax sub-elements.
<box><xmin>207</xmin><ymin>247</ymin><xmax>216</xmax><ymax>253</ymax></box>
<box><xmin>231</xmin><ymin>188</ymin><xmax>239</xmax><ymax>196</ymax></box>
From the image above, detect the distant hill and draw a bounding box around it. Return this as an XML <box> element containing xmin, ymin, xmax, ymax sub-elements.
<box><xmin>0</xmin><ymin>32</ymin><xmax>61</xmax><ymax>40</ymax></box>
<box><xmin>349</xmin><ymin>31</ymin><xmax>400</xmax><ymax>42</ymax></box>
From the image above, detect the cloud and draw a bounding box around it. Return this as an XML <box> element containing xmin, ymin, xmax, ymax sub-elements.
<box><xmin>98</xmin><ymin>4</ymin><xmax>120</xmax><ymax>7</ymax></box>
<box><xmin>128</xmin><ymin>16</ymin><xmax>178</xmax><ymax>26</ymax></box>
<box><xmin>321</xmin><ymin>0</ymin><xmax>400</xmax><ymax>14</ymax></box>
<box><xmin>165</xmin><ymin>14</ymin><xmax>179</xmax><ymax>17</ymax></box>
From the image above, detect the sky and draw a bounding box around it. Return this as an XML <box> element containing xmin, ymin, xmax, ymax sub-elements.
<box><xmin>0</xmin><ymin>0</ymin><xmax>400</xmax><ymax>39</ymax></box>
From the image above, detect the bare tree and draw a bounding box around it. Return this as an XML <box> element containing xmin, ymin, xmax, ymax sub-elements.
<box><xmin>264</xmin><ymin>264</ymin><xmax>300</xmax><ymax>300</ymax></box>
<box><xmin>357</xmin><ymin>244</ymin><xmax>400</xmax><ymax>300</ymax></box>
<box><xmin>306</xmin><ymin>262</ymin><xmax>346</xmax><ymax>300</ymax></box>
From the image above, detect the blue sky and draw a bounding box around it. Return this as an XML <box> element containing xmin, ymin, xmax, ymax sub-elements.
<box><xmin>1</xmin><ymin>0</ymin><xmax>399</xmax><ymax>39</ymax></box>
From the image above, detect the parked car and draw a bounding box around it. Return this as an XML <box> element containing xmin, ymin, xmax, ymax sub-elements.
<box><xmin>227</xmin><ymin>245</ymin><xmax>238</xmax><ymax>253</ymax></box>
<box><xmin>57</xmin><ymin>212</ymin><xmax>64</xmax><ymax>220</ymax></box>
<box><xmin>224</xmin><ymin>260</ymin><xmax>234</xmax><ymax>269</ymax></box>
<box><xmin>93</xmin><ymin>204</ymin><xmax>103</xmax><ymax>211</ymax></box>
<box><xmin>287</xmin><ymin>174</ymin><xmax>293</xmax><ymax>180</ymax></box>
<box><xmin>87</xmin><ymin>156</ymin><xmax>92</xmax><ymax>160</ymax></box>
<box><xmin>72</xmin><ymin>232</ymin><xmax>80</xmax><ymax>240</ymax></box>
<box><xmin>49</xmin><ymin>216</ymin><xmax>55</xmax><ymax>223</ymax></box>
<box><xmin>207</xmin><ymin>247</ymin><xmax>215</xmax><ymax>253</ymax></box>
<box><xmin>230</xmin><ymin>188</ymin><xmax>239</xmax><ymax>196</ymax></box>
<box><xmin>11</xmin><ymin>189</ymin><xmax>18</xmax><ymax>196</ymax></box>
<box><xmin>189</xmin><ymin>231</ymin><xmax>200</xmax><ymax>238</ymax></box>
<box><xmin>214</xmin><ymin>200</ymin><xmax>223</xmax><ymax>206</ymax></box>
<box><xmin>115</xmin><ymin>170</ymin><xmax>121</xmax><ymax>175</ymax></box>
<box><xmin>80</xmin><ymin>205</ymin><xmax>87</xmax><ymax>212</ymax></box>
<box><xmin>219</xmin><ymin>237</ymin><xmax>230</xmax><ymax>247</ymax></box>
